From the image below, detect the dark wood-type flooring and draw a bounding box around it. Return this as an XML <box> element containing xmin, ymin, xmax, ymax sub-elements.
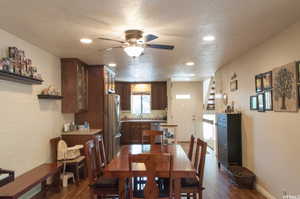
<box><xmin>46</xmin><ymin>143</ymin><xmax>265</xmax><ymax>199</ymax></box>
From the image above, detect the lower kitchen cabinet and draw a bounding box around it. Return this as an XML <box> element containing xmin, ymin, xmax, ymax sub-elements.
<box><xmin>121</xmin><ymin>122</ymin><xmax>151</xmax><ymax>144</ymax></box>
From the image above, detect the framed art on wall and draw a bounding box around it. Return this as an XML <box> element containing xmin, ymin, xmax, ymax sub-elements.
<box><xmin>230</xmin><ymin>80</ymin><xmax>238</xmax><ymax>92</ymax></box>
<box><xmin>264</xmin><ymin>90</ymin><xmax>273</xmax><ymax>111</ymax></box>
<box><xmin>273</xmin><ymin>62</ymin><xmax>298</xmax><ymax>112</ymax></box>
<box><xmin>263</xmin><ymin>71</ymin><xmax>272</xmax><ymax>90</ymax></box>
<box><xmin>255</xmin><ymin>74</ymin><xmax>263</xmax><ymax>93</ymax></box>
<box><xmin>296</xmin><ymin>61</ymin><xmax>300</xmax><ymax>83</ymax></box>
<box><xmin>298</xmin><ymin>86</ymin><xmax>300</xmax><ymax>107</ymax></box>
<box><xmin>257</xmin><ymin>93</ymin><xmax>265</xmax><ymax>112</ymax></box>
<box><xmin>250</xmin><ymin>95</ymin><xmax>258</xmax><ymax>110</ymax></box>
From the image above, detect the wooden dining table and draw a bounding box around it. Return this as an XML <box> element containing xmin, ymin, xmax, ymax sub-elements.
<box><xmin>104</xmin><ymin>144</ymin><xmax>196</xmax><ymax>199</ymax></box>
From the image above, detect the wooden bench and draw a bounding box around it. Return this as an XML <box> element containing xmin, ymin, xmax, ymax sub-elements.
<box><xmin>0</xmin><ymin>163</ymin><xmax>62</xmax><ymax>199</ymax></box>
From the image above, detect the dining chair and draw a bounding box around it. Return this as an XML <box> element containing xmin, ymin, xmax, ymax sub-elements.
<box><xmin>84</xmin><ymin>140</ymin><xmax>119</xmax><ymax>199</ymax></box>
<box><xmin>180</xmin><ymin>138</ymin><xmax>207</xmax><ymax>199</ymax></box>
<box><xmin>94</xmin><ymin>134</ymin><xmax>108</xmax><ymax>172</ymax></box>
<box><xmin>128</xmin><ymin>153</ymin><xmax>173</xmax><ymax>199</ymax></box>
<box><xmin>188</xmin><ymin>135</ymin><xmax>195</xmax><ymax>161</ymax></box>
<box><xmin>142</xmin><ymin>130</ymin><xmax>163</xmax><ymax>145</ymax></box>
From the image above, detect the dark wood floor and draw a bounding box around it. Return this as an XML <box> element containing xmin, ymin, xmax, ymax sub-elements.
<box><xmin>46</xmin><ymin>144</ymin><xmax>265</xmax><ymax>199</ymax></box>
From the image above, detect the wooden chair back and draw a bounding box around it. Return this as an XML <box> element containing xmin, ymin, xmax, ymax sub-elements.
<box><xmin>50</xmin><ymin>137</ymin><xmax>62</xmax><ymax>162</ymax></box>
<box><xmin>94</xmin><ymin>134</ymin><xmax>107</xmax><ymax>171</ymax></box>
<box><xmin>84</xmin><ymin>140</ymin><xmax>101</xmax><ymax>185</ymax></box>
<box><xmin>193</xmin><ymin>138</ymin><xmax>207</xmax><ymax>188</ymax></box>
<box><xmin>142</xmin><ymin>130</ymin><xmax>163</xmax><ymax>145</ymax></box>
<box><xmin>128</xmin><ymin>153</ymin><xmax>173</xmax><ymax>199</ymax></box>
<box><xmin>188</xmin><ymin>135</ymin><xmax>195</xmax><ymax>161</ymax></box>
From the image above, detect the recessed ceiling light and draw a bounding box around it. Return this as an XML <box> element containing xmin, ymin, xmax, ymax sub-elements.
<box><xmin>80</xmin><ymin>38</ymin><xmax>93</xmax><ymax>44</ymax></box>
<box><xmin>202</xmin><ymin>35</ymin><xmax>215</xmax><ymax>41</ymax></box>
<box><xmin>108</xmin><ymin>63</ymin><xmax>117</xmax><ymax>67</ymax></box>
<box><xmin>185</xmin><ymin>62</ymin><xmax>195</xmax><ymax>66</ymax></box>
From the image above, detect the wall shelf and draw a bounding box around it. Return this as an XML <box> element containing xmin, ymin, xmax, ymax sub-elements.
<box><xmin>0</xmin><ymin>70</ymin><xmax>43</xmax><ymax>85</ymax></box>
<box><xmin>37</xmin><ymin>95</ymin><xmax>63</xmax><ymax>100</ymax></box>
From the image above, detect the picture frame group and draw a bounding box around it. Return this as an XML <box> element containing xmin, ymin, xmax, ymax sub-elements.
<box><xmin>255</xmin><ymin>71</ymin><xmax>272</xmax><ymax>93</ymax></box>
<box><xmin>296</xmin><ymin>61</ymin><xmax>300</xmax><ymax>107</ymax></box>
<box><xmin>251</xmin><ymin>71</ymin><xmax>273</xmax><ymax>112</ymax></box>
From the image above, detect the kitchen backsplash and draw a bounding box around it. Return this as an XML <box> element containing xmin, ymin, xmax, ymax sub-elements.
<box><xmin>121</xmin><ymin>110</ymin><xmax>167</xmax><ymax>120</ymax></box>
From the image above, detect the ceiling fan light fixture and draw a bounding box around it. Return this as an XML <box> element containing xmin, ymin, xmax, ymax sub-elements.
<box><xmin>124</xmin><ymin>46</ymin><xmax>144</xmax><ymax>57</ymax></box>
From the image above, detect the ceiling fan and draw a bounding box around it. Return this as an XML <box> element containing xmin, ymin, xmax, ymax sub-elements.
<box><xmin>98</xmin><ymin>30</ymin><xmax>175</xmax><ymax>57</ymax></box>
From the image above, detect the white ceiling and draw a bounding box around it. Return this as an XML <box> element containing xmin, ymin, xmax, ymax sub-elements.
<box><xmin>0</xmin><ymin>0</ymin><xmax>299</xmax><ymax>81</ymax></box>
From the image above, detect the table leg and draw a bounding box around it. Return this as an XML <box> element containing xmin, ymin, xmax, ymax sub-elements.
<box><xmin>174</xmin><ymin>178</ymin><xmax>180</xmax><ymax>199</ymax></box>
<box><xmin>119</xmin><ymin>177</ymin><xmax>126</xmax><ymax>199</ymax></box>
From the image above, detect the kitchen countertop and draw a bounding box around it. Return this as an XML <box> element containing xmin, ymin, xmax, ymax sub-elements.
<box><xmin>120</xmin><ymin>120</ymin><xmax>167</xmax><ymax>123</ymax></box>
<box><xmin>62</xmin><ymin>129</ymin><xmax>102</xmax><ymax>136</ymax></box>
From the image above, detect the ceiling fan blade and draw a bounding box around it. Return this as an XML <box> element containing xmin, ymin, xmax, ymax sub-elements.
<box><xmin>97</xmin><ymin>37</ymin><xmax>125</xmax><ymax>44</ymax></box>
<box><xmin>145</xmin><ymin>34</ymin><xmax>158</xmax><ymax>42</ymax></box>
<box><xmin>98</xmin><ymin>46</ymin><xmax>123</xmax><ymax>52</ymax></box>
<box><xmin>146</xmin><ymin>44</ymin><xmax>175</xmax><ymax>50</ymax></box>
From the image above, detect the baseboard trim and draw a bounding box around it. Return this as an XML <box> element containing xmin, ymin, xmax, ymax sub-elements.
<box><xmin>256</xmin><ymin>183</ymin><xmax>277</xmax><ymax>199</ymax></box>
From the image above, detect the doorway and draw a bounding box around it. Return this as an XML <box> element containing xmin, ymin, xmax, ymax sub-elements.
<box><xmin>202</xmin><ymin>114</ymin><xmax>216</xmax><ymax>150</ymax></box>
<box><xmin>168</xmin><ymin>81</ymin><xmax>203</xmax><ymax>142</ymax></box>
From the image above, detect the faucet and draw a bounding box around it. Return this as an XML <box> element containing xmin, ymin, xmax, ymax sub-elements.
<box><xmin>138</xmin><ymin>114</ymin><xmax>143</xmax><ymax>120</ymax></box>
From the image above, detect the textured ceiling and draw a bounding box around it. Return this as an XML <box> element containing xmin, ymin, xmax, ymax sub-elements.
<box><xmin>0</xmin><ymin>0</ymin><xmax>299</xmax><ymax>81</ymax></box>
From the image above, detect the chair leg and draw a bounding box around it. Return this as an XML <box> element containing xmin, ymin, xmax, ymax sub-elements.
<box><xmin>187</xmin><ymin>193</ymin><xmax>190</xmax><ymax>199</ymax></box>
<box><xmin>198</xmin><ymin>191</ymin><xmax>203</xmax><ymax>199</ymax></box>
<box><xmin>75</xmin><ymin>164</ymin><xmax>80</xmax><ymax>185</ymax></box>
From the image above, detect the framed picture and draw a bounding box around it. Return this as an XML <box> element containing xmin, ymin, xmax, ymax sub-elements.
<box><xmin>230</xmin><ymin>80</ymin><xmax>238</xmax><ymax>92</ymax></box>
<box><xmin>296</xmin><ymin>61</ymin><xmax>300</xmax><ymax>83</ymax></box>
<box><xmin>264</xmin><ymin>90</ymin><xmax>273</xmax><ymax>111</ymax></box>
<box><xmin>273</xmin><ymin>62</ymin><xmax>298</xmax><ymax>112</ymax></box>
<box><xmin>298</xmin><ymin>86</ymin><xmax>300</xmax><ymax>107</ymax></box>
<box><xmin>263</xmin><ymin>71</ymin><xmax>272</xmax><ymax>90</ymax></box>
<box><xmin>250</xmin><ymin>95</ymin><xmax>258</xmax><ymax>110</ymax></box>
<box><xmin>257</xmin><ymin>93</ymin><xmax>265</xmax><ymax>112</ymax></box>
<box><xmin>255</xmin><ymin>74</ymin><xmax>263</xmax><ymax>93</ymax></box>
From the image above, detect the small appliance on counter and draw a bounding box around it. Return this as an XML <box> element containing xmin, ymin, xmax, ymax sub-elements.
<box><xmin>63</xmin><ymin>121</ymin><xmax>90</xmax><ymax>132</ymax></box>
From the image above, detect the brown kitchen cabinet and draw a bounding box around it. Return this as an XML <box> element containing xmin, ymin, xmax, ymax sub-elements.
<box><xmin>121</xmin><ymin>122</ymin><xmax>151</xmax><ymax>144</ymax></box>
<box><xmin>75</xmin><ymin>65</ymin><xmax>105</xmax><ymax>129</ymax></box>
<box><xmin>151</xmin><ymin>82</ymin><xmax>167</xmax><ymax>110</ymax></box>
<box><xmin>115</xmin><ymin>82</ymin><xmax>131</xmax><ymax>110</ymax></box>
<box><xmin>115</xmin><ymin>81</ymin><xmax>167</xmax><ymax>111</ymax></box>
<box><xmin>61</xmin><ymin>58</ymin><xmax>88</xmax><ymax>113</ymax></box>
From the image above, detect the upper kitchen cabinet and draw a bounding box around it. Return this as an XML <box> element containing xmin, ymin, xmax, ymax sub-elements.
<box><xmin>104</xmin><ymin>66</ymin><xmax>116</xmax><ymax>94</ymax></box>
<box><xmin>115</xmin><ymin>82</ymin><xmax>131</xmax><ymax>110</ymax></box>
<box><xmin>61</xmin><ymin>58</ymin><xmax>88</xmax><ymax>113</ymax></box>
<box><xmin>151</xmin><ymin>82</ymin><xmax>167</xmax><ymax>110</ymax></box>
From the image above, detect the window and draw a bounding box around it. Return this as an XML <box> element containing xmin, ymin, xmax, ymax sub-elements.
<box><xmin>131</xmin><ymin>84</ymin><xmax>151</xmax><ymax>114</ymax></box>
<box><xmin>131</xmin><ymin>94</ymin><xmax>151</xmax><ymax>114</ymax></box>
<box><xmin>175</xmin><ymin>94</ymin><xmax>191</xmax><ymax>99</ymax></box>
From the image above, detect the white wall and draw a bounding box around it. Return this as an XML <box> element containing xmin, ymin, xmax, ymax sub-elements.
<box><xmin>167</xmin><ymin>81</ymin><xmax>203</xmax><ymax>141</ymax></box>
<box><xmin>215</xmin><ymin>22</ymin><xmax>300</xmax><ymax>198</ymax></box>
<box><xmin>0</xmin><ymin>28</ymin><xmax>73</xmax><ymax>177</ymax></box>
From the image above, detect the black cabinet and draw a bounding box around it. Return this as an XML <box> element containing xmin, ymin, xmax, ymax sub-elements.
<box><xmin>216</xmin><ymin>113</ymin><xmax>242</xmax><ymax>169</ymax></box>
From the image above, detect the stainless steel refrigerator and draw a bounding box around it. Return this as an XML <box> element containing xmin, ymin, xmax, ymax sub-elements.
<box><xmin>104</xmin><ymin>94</ymin><xmax>121</xmax><ymax>161</ymax></box>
